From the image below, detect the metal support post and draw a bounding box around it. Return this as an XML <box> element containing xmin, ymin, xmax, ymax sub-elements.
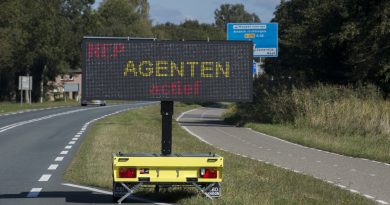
<box><xmin>161</xmin><ymin>101</ymin><xmax>173</xmax><ymax>155</ymax></box>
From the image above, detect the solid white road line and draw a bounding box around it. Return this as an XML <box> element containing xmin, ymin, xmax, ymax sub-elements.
<box><xmin>38</xmin><ymin>174</ymin><xmax>51</xmax><ymax>182</ymax></box>
<box><xmin>48</xmin><ymin>164</ymin><xmax>59</xmax><ymax>170</ymax></box>
<box><xmin>26</xmin><ymin>188</ymin><xmax>42</xmax><ymax>198</ymax></box>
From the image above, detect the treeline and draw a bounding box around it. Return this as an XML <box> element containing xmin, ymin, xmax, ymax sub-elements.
<box><xmin>0</xmin><ymin>0</ymin><xmax>258</xmax><ymax>101</ymax></box>
<box><xmin>264</xmin><ymin>0</ymin><xmax>390</xmax><ymax>96</ymax></box>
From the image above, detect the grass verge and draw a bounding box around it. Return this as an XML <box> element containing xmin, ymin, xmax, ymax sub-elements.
<box><xmin>0</xmin><ymin>100</ymin><xmax>79</xmax><ymax>114</ymax></box>
<box><xmin>245</xmin><ymin>123</ymin><xmax>390</xmax><ymax>164</ymax></box>
<box><xmin>64</xmin><ymin>103</ymin><xmax>373</xmax><ymax>205</ymax></box>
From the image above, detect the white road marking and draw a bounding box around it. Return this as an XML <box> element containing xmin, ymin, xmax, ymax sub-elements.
<box><xmin>376</xmin><ymin>200</ymin><xmax>389</xmax><ymax>205</ymax></box>
<box><xmin>258</xmin><ymin>146</ymin><xmax>263</xmax><ymax>149</ymax></box>
<box><xmin>349</xmin><ymin>189</ymin><xmax>359</xmax><ymax>193</ymax></box>
<box><xmin>60</xmin><ymin>151</ymin><xmax>69</xmax><ymax>155</ymax></box>
<box><xmin>65</xmin><ymin>145</ymin><xmax>72</xmax><ymax>149</ymax></box>
<box><xmin>364</xmin><ymin>194</ymin><xmax>375</xmax><ymax>199</ymax></box>
<box><xmin>369</xmin><ymin>174</ymin><xmax>376</xmax><ymax>177</ymax></box>
<box><xmin>326</xmin><ymin>180</ymin><xmax>334</xmax><ymax>184</ymax></box>
<box><xmin>69</xmin><ymin>141</ymin><xmax>76</xmax><ymax>144</ymax></box>
<box><xmin>26</xmin><ymin>188</ymin><xmax>42</xmax><ymax>198</ymax></box>
<box><xmin>350</xmin><ymin>169</ymin><xmax>356</xmax><ymax>172</ymax></box>
<box><xmin>48</xmin><ymin>164</ymin><xmax>58</xmax><ymax>170</ymax></box>
<box><xmin>77</xmin><ymin>132</ymin><xmax>83</xmax><ymax>135</ymax></box>
<box><xmin>337</xmin><ymin>184</ymin><xmax>346</xmax><ymax>189</ymax></box>
<box><xmin>62</xmin><ymin>183</ymin><xmax>172</xmax><ymax>205</ymax></box>
<box><xmin>72</xmin><ymin>138</ymin><xmax>78</xmax><ymax>141</ymax></box>
<box><xmin>74</xmin><ymin>134</ymin><xmax>81</xmax><ymax>137</ymax></box>
<box><xmin>38</xmin><ymin>174</ymin><xmax>51</xmax><ymax>182</ymax></box>
<box><xmin>55</xmin><ymin>157</ymin><xmax>64</xmax><ymax>161</ymax></box>
<box><xmin>316</xmin><ymin>160</ymin><xmax>321</xmax><ymax>163</ymax></box>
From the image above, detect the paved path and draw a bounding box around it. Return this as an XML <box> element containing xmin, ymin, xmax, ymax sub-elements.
<box><xmin>177</xmin><ymin>107</ymin><xmax>390</xmax><ymax>205</ymax></box>
<box><xmin>0</xmin><ymin>102</ymin><xmax>165</xmax><ymax>205</ymax></box>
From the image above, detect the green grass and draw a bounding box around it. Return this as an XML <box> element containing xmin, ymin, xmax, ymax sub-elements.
<box><xmin>0</xmin><ymin>100</ymin><xmax>79</xmax><ymax>114</ymax></box>
<box><xmin>246</xmin><ymin>123</ymin><xmax>390</xmax><ymax>164</ymax></box>
<box><xmin>64</xmin><ymin>103</ymin><xmax>374</xmax><ymax>205</ymax></box>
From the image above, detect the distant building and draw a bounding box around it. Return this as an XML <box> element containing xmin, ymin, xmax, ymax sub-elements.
<box><xmin>47</xmin><ymin>69</ymin><xmax>82</xmax><ymax>101</ymax></box>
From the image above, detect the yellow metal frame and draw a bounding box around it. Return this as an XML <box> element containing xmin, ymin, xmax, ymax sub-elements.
<box><xmin>113</xmin><ymin>155</ymin><xmax>223</xmax><ymax>183</ymax></box>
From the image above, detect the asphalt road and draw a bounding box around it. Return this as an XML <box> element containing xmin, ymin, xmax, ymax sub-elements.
<box><xmin>0</xmin><ymin>102</ymin><xmax>163</xmax><ymax>205</ymax></box>
<box><xmin>177</xmin><ymin>107</ymin><xmax>390</xmax><ymax>205</ymax></box>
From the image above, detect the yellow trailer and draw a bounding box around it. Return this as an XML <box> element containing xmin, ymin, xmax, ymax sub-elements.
<box><xmin>112</xmin><ymin>152</ymin><xmax>223</xmax><ymax>203</ymax></box>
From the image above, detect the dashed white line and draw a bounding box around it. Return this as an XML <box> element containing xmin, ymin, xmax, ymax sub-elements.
<box><xmin>69</xmin><ymin>141</ymin><xmax>76</xmax><ymax>144</ymax></box>
<box><xmin>376</xmin><ymin>200</ymin><xmax>389</xmax><ymax>205</ymax></box>
<box><xmin>48</xmin><ymin>164</ymin><xmax>59</xmax><ymax>170</ymax></box>
<box><xmin>369</xmin><ymin>174</ymin><xmax>376</xmax><ymax>177</ymax></box>
<box><xmin>350</xmin><ymin>169</ymin><xmax>356</xmax><ymax>172</ymax></box>
<box><xmin>60</xmin><ymin>151</ymin><xmax>69</xmax><ymax>155</ymax></box>
<box><xmin>38</xmin><ymin>174</ymin><xmax>51</xmax><ymax>182</ymax></box>
<box><xmin>72</xmin><ymin>138</ymin><xmax>78</xmax><ymax>141</ymax></box>
<box><xmin>74</xmin><ymin>134</ymin><xmax>81</xmax><ymax>137</ymax></box>
<box><xmin>316</xmin><ymin>160</ymin><xmax>321</xmax><ymax>163</ymax></box>
<box><xmin>65</xmin><ymin>145</ymin><xmax>72</xmax><ymax>149</ymax></box>
<box><xmin>349</xmin><ymin>189</ymin><xmax>359</xmax><ymax>193</ymax></box>
<box><xmin>364</xmin><ymin>194</ymin><xmax>375</xmax><ymax>199</ymax></box>
<box><xmin>337</xmin><ymin>184</ymin><xmax>346</xmax><ymax>189</ymax></box>
<box><xmin>55</xmin><ymin>157</ymin><xmax>64</xmax><ymax>161</ymax></box>
<box><xmin>26</xmin><ymin>188</ymin><xmax>42</xmax><ymax>198</ymax></box>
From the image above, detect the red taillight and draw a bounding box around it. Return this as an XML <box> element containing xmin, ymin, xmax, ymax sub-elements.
<box><xmin>200</xmin><ymin>168</ymin><xmax>217</xmax><ymax>178</ymax></box>
<box><xmin>118</xmin><ymin>167</ymin><xmax>137</xmax><ymax>178</ymax></box>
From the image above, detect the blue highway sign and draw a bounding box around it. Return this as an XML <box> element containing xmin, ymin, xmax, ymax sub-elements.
<box><xmin>227</xmin><ymin>23</ymin><xmax>278</xmax><ymax>57</ymax></box>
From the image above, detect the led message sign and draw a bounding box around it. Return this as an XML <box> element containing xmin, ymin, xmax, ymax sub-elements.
<box><xmin>82</xmin><ymin>37</ymin><xmax>253</xmax><ymax>102</ymax></box>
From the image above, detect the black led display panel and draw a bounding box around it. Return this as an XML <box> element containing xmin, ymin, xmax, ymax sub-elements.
<box><xmin>82</xmin><ymin>37</ymin><xmax>253</xmax><ymax>102</ymax></box>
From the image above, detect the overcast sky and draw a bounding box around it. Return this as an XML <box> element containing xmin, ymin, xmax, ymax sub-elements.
<box><xmin>93</xmin><ymin>0</ymin><xmax>281</xmax><ymax>24</ymax></box>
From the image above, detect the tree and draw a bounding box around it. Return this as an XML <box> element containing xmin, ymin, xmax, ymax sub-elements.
<box><xmin>97</xmin><ymin>0</ymin><xmax>152</xmax><ymax>37</ymax></box>
<box><xmin>152</xmin><ymin>20</ymin><xmax>225</xmax><ymax>40</ymax></box>
<box><xmin>214</xmin><ymin>4</ymin><xmax>260</xmax><ymax>32</ymax></box>
<box><xmin>263</xmin><ymin>0</ymin><xmax>390</xmax><ymax>96</ymax></box>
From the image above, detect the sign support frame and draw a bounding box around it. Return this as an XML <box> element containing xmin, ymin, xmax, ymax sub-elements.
<box><xmin>161</xmin><ymin>101</ymin><xmax>173</xmax><ymax>155</ymax></box>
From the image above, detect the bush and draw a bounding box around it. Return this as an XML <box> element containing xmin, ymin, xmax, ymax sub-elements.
<box><xmin>225</xmin><ymin>76</ymin><xmax>390</xmax><ymax>137</ymax></box>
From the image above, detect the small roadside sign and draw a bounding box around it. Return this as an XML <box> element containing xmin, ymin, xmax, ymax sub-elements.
<box><xmin>64</xmin><ymin>83</ymin><xmax>79</xmax><ymax>92</ymax></box>
<box><xmin>18</xmin><ymin>76</ymin><xmax>32</xmax><ymax>90</ymax></box>
<box><xmin>253</xmin><ymin>61</ymin><xmax>257</xmax><ymax>74</ymax></box>
<box><xmin>227</xmin><ymin>23</ymin><xmax>278</xmax><ymax>57</ymax></box>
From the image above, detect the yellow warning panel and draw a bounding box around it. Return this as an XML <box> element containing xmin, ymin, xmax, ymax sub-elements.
<box><xmin>112</xmin><ymin>153</ymin><xmax>223</xmax><ymax>183</ymax></box>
